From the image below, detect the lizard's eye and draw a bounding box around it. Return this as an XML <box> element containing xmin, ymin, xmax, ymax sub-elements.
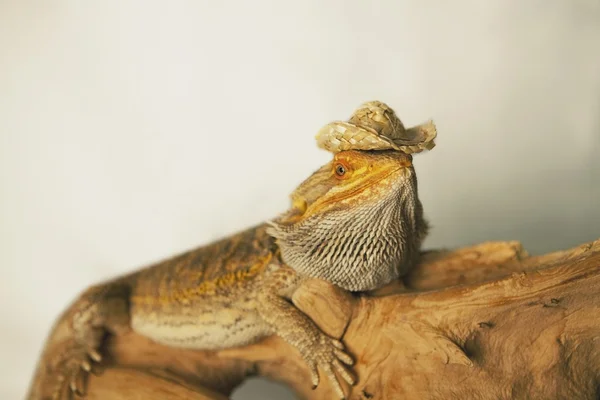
<box><xmin>334</xmin><ymin>163</ymin><xmax>347</xmax><ymax>177</ymax></box>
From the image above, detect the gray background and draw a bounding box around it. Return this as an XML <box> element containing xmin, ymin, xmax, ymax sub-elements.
<box><xmin>1</xmin><ymin>1</ymin><xmax>599</xmax><ymax>399</ymax></box>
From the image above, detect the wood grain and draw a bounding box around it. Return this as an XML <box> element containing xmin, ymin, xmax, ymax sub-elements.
<box><xmin>28</xmin><ymin>238</ymin><xmax>600</xmax><ymax>399</ymax></box>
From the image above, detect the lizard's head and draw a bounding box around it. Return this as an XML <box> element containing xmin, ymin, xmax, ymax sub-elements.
<box><xmin>267</xmin><ymin>150</ymin><xmax>428</xmax><ymax>291</ymax></box>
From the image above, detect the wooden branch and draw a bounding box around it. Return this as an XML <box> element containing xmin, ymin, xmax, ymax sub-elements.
<box><xmin>28</xmin><ymin>238</ymin><xmax>600</xmax><ymax>399</ymax></box>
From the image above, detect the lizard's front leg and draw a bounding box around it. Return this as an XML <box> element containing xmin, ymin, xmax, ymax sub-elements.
<box><xmin>29</xmin><ymin>281</ymin><xmax>131</xmax><ymax>400</ymax></box>
<box><xmin>257</xmin><ymin>266</ymin><xmax>355</xmax><ymax>399</ymax></box>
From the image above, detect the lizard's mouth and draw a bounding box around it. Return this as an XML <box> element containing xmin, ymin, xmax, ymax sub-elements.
<box><xmin>298</xmin><ymin>166</ymin><xmax>406</xmax><ymax>218</ymax></box>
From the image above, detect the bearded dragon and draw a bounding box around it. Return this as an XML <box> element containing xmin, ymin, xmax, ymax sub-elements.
<box><xmin>27</xmin><ymin>105</ymin><xmax>432</xmax><ymax>400</ymax></box>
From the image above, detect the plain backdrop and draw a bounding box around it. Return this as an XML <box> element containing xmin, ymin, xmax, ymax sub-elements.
<box><xmin>1</xmin><ymin>1</ymin><xmax>600</xmax><ymax>399</ymax></box>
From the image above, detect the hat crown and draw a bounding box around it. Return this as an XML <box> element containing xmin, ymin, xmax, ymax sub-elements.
<box><xmin>348</xmin><ymin>101</ymin><xmax>406</xmax><ymax>139</ymax></box>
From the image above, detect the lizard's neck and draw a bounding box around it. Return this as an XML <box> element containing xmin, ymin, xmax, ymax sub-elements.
<box><xmin>268</xmin><ymin>170</ymin><xmax>428</xmax><ymax>291</ymax></box>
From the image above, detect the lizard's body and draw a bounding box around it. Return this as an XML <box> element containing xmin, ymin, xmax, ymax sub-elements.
<box><xmin>130</xmin><ymin>224</ymin><xmax>281</xmax><ymax>350</ymax></box>
<box><xmin>37</xmin><ymin>222</ymin><xmax>356</xmax><ymax>400</ymax></box>
<box><xmin>28</xmin><ymin>106</ymin><xmax>432</xmax><ymax>400</ymax></box>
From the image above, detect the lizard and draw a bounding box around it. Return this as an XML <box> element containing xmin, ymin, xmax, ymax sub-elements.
<box><xmin>26</xmin><ymin>102</ymin><xmax>433</xmax><ymax>400</ymax></box>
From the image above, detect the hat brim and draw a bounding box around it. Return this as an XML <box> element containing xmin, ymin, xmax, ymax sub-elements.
<box><xmin>316</xmin><ymin>120</ymin><xmax>437</xmax><ymax>154</ymax></box>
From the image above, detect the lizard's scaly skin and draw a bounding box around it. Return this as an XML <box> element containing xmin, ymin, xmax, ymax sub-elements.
<box><xmin>30</xmin><ymin>225</ymin><xmax>356</xmax><ymax>400</ymax></box>
<box><xmin>130</xmin><ymin>225</ymin><xmax>279</xmax><ymax>350</ymax></box>
<box><xmin>27</xmin><ymin>101</ymin><xmax>433</xmax><ymax>400</ymax></box>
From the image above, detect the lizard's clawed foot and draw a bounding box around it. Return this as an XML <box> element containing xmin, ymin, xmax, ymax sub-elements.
<box><xmin>50</xmin><ymin>342</ymin><xmax>103</xmax><ymax>400</ymax></box>
<box><xmin>303</xmin><ymin>335</ymin><xmax>355</xmax><ymax>399</ymax></box>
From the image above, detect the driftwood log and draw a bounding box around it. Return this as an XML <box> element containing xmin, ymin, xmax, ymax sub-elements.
<box><xmin>30</xmin><ymin>238</ymin><xmax>600</xmax><ymax>399</ymax></box>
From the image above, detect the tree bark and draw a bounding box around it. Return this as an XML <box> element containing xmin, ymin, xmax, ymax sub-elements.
<box><xmin>29</xmin><ymin>238</ymin><xmax>600</xmax><ymax>399</ymax></box>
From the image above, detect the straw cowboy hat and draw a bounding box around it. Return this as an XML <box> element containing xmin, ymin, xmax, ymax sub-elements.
<box><xmin>315</xmin><ymin>101</ymin><xmax>437</xmax><ymax>154</ymax></box>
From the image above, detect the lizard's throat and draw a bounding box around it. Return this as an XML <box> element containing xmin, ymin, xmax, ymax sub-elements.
<box><xmin>267</xmin><ymin>179</ymin><xmax>423</xmax><ymax>291</ymax></box>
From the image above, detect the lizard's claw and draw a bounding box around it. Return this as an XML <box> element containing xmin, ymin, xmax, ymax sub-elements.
<box><xmin>51</xmin><ymin>343</ymin><xmax>103</xmax><ymax>400</ymax></box>
<box><xmin>304</xmin><ymin>335</ymin><xmax>355</xmax><ymax>399</ymax></box>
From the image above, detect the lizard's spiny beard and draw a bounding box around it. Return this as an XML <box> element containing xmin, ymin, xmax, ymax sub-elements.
<box><xmin>268</xmin><ymin>172</ymin><xmax>425</xmax><ymax>291</ymax></box>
